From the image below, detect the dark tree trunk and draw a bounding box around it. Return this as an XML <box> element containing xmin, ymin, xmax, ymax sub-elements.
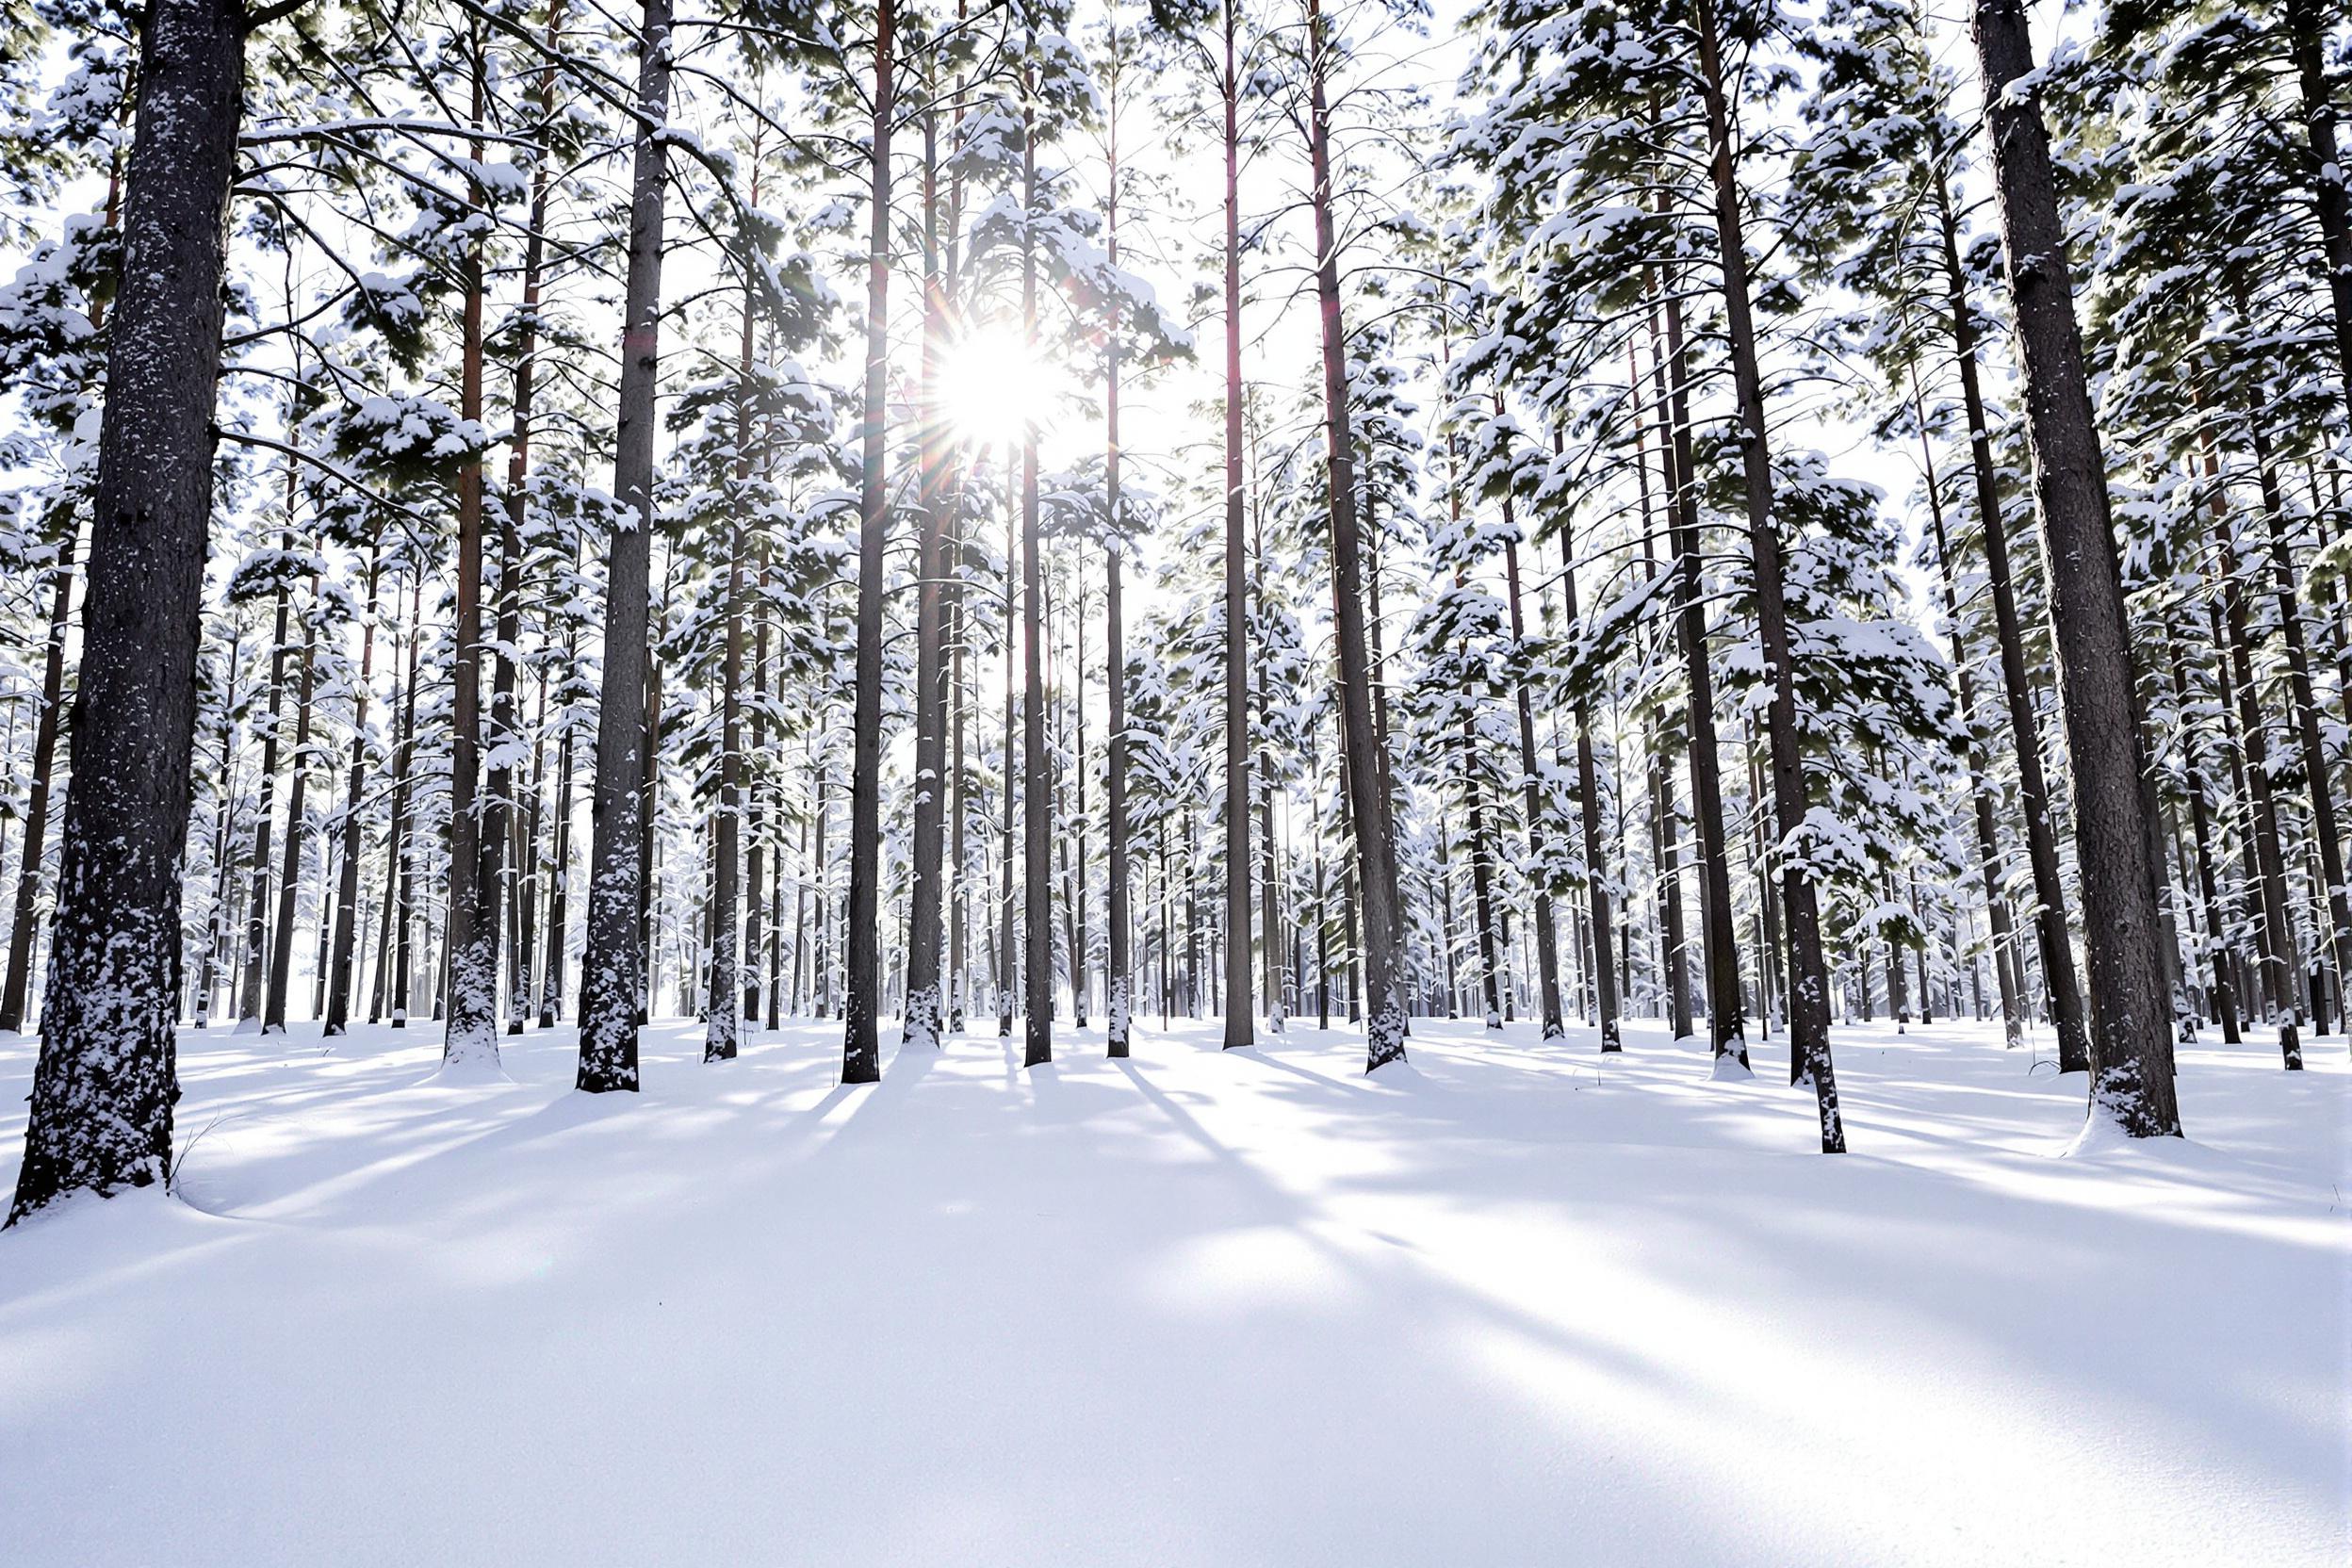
<box><xmin>1503</xmin><ymin>513</ymin><xmax>1565</xmax><ymax>1039</ymax></box>
<box><xmin>263</xmin><ymin>583</ymin><xmax>318</xmax><ymax>1033</ymax></box>
<box><xmin>540</xmin><ymin>652</ymin><xmax>576</xmax><ymax>1026</ymax></box>
<box><xmin>574</xmin><ymin>0</ymin><xmax>674</xmax><ymax>1093</ymax></box>
<box><xmin>193</xmin><ymin>629</ymin><xmax>244</xmax><ymax>1028</ymax></box>
<box><xmin>1557</xmin><ymin>508</ymin><xmax>1621</xmax><ymax>1052</ymax></box>
<box><xmin>0</xmin><ymin>530</ymin><xmax>76</xmax><ymax>1034</ymax></box>
<box><xmin>1971</xmin><ymin>0</ymin><xmax>2180</xmax><ymax>1135</ymax></box>
<box><xmin>904</xmin><ymin>105</ymin><xmax>949</xmax><ymax>1053</ymax></box>
<box><xmin>1461</xmin><ymin>710</ymin><xmax>1504</xmax><ymax>1029</ymax></box>
<box><xmin>1020</xmin><ymin>80</ymin><xmax>1052</xmax><ymax>1068</ymax></box>
<box><xmin>1695</xmin><ymin>0</ymin><xmax>1840</xmax><ymax>1148</ymax></box>
<box><xmin>238</xmin><ymin>562</ymin><xmax>290</xmax><ymax>1027</ymax></box>
<box><xmin>8</xmin><ymin>0</ymin><xmax>244</xmax><ymax>1223</ymax></box>
<box><xmin>1219</xmin><ymin>0</ymin><xmax>1253</xmax><ymax>1050</ymax></box>
<box><xmin>1933</xmin><ymin>166</ymin><xmax>2093</xmax><ymax>1073</ymax></box>
<box><xmin>381</xmin><ymin>580</ymin><xmax>422</xmax><ymax>1025</ymax></box>
<box><xmin>1645</xmin><ymin>262</ymin><xmax>1746</xmax><ymax>1066</ymax></box>
<box><xmin>2210</xmin><ymin>490</ymin><xmax>2305</xmax><ymax>1067</ymax></box>
<box><xmin>841</xmin><ymin>0</ymin><xmax>894</xmax><ymax>1086</ymax></box>
<box><xmin>1305</xmin><ymin>0</ymin><xmax>1404</xmax><ymax>1069</ymax></box>
<box><xmin>444</xmin><ymin>53</ymin><xmax>502</xmax><ymax>1070</ymax></box>
<box><xmin>1630</xmin><ymin>375</ymin><xmax>1693</xmax><ymax>1041</ymax></box>
<box><xmin>1915</xmin><ymin>400</ymin><xmax>2024</xmax><ymax>1049</ymax></box>
<box><xmin>706</xmin><ymin>292</ymin><xmax>755</xmax><ymax>1066</ymax></box>
<box><xmin>2168</xmin><ymin>631</ymin><xmax>2239</xmax><ymax>1044</ymax></box>
<box><xmin>1000</xmin><ymin>450</ymin><xmax>1017</xmax><ymax>1039</ymax></box>
<box><xmin>1105</xmin><ymin>134</ymin><xmax>1133</xmax><ymax>1055</ymax></box>
<box><xmin>323</xmin><ymin>551</ymin><xmax>380</xmax><ymax>1037</ymax></box>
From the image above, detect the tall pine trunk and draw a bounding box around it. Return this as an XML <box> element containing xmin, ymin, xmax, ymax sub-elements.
<box><xmin>0</xmin><ymin>531</ymin><xmax>76</xmax><ymax>1034</ymax></box>
<box><xmin>1502</xmin><ymin>502</ymin><xmax>1565</xmax><ymax>1039</ymax></box>
<box><xmin>1306</xmin><ymin>0</ymin><xmax>1404</xmax><ymax>1070</ymax></box>
<box><xmin>1105</xmin><ymin>102</ymin><xmax>1133</xmax><ymax>1058</ymax></box>
<box><xmin>1020</xmin><ymin>74</ymin><xmax>1053</xmax><ymax>1068</ymax></box>
<box><xmin>323</xmin><ymin>550</ymin><xmax>380</xmax><ymax>1036</ymax></box>
<box><xmin>444</xmin><ymin>49</ymin><xmax>503</xmax><ymax>1070</ymax></box>
<box><xmin>1695</xmin><ymin>0</ymin><xmax>1840</xmax><ymax>1147</ymax></box>
<box><xmin>1556</xmin><ymin>506</ymin><xmax>1620</xmax><ymax>1051</ymax></box>
<box><xmin>1645</xmin><ymin>263</ymin><xmax>1746</xmax><ymax>1066</ymax></box>
<box><xmin>904</xmin><ymin>102</ymin><xmax>949</xmax><ymax>1053</ymax></box>
<box><xmin>1971</xmin><ymin>0</ymin><xmax>2180</xmax><ymax>1135</ymax></box>
<box><xmin>8</xmin><ymin>0</ymin><xmax>244</xmax><ymax>1222</ymax></box>
<box><xmin>263</xmin><ymin>583</ymin><xmax>318</xmax><ymax>1032</ymax></box>
<box><xmin>1916</xmin><ymin>413</ymin><xmax>2024</xmax><ymax>1049</ymax></box>
<box><xmin>1933</xmin><ymin>167</ymin><xmax>2090</xmax><ymax>1072</ymax></box>
<box><xmin>841</xmin><ymin>0</ymin><xmax>895</xmax><ymax>1085</ymax></box>
<box><xmin>575</xmin><ymin>0</ymin><xmax>674</xmax><ymax>1093</ymax></box>
<box><xmin>1218</xmin><ymin>0</ymin><xmax>1253</xmax><ymax>1050</ymax></box>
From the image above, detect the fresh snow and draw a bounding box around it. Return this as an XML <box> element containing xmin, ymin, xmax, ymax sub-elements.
<box><xmin>2</xmin><ymin>1015</ymin><xmax>2344</xmax><ymax>1566</ymax></box>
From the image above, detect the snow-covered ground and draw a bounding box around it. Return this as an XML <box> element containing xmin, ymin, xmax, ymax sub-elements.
<box><xmin>2</xmin><ymin>1011</ymin><xmax>2344</xmax><ymax>1566</ymax></box>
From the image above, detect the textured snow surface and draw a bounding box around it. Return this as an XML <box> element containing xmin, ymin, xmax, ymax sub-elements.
<box><xmin>2</xmin><ymin>1016</ymin><xmax>2345</xmax><ymax>1566</ymax></box>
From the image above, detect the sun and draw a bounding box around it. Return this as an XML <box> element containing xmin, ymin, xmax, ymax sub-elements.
<box><xmin>941</xmin><ymin>323</ymin><xmax>1053</xmax><ymax>447</ymax></box>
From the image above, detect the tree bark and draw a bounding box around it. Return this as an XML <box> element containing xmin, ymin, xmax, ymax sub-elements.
<box><xmin>0</xmin><ymin>530</ymin><xmax>76</xmax><ymax>1034</ymax></box>
<box><xmin>841</xmin><ymin>0</ymin><xmax>894</xmax><ymax>1085</ymax></box>
<box><xmin>1503</xmin><ymin>508</ymin><xmax>1566</xmax><ymax>1039</ymax></box>
<box><xmin>1645</xmin><ymin>263</ymin><xmax>1746</xmax><ymax>1065</ymax></box>
<box><xmin>323</xmin><ymin>550</ymin><xmax>381</xmax><ymax>1037</ymax></box>
<box><xmin>1695</xmin><ymin>0</ymin><xmax>1840</xmax><ymax>1147</ymax></box>
<box><xmin>575</xmin><ymin>0</ymin><xmax>674</xmax><ymax>1093</ymax></box>
<box><xmin>8</xmin><ymin>0</ymin><xmax>244</xmax><ymax>1222</ymax></box>
<box><xmin>1305</xmin><ymin>0</ymin><xmax>1404</xmax><ymax>1069</ymax></box>
<box><xmin>1105</xmin><ymin>116</ymin><xmax>1133</xmax><ymax>1056</ymax></box>
<box><xmin>1021</xmin><ymin>75</ymin><xmax>1053</xmax><ymax>1068</ymax></box>
<box><xmin>1217</xmin><ymin>0</ymin><xmax>1253</xmax><ymax>1049</ymax></box>
<box><xmin>263</xmin><ymin>580</ymin><xmax>318</xmax><ymax>1033</ymax></box>
<box><xmin>1931</xmin><ymin>168</ymin><xmax>2092</xmax><ymax>1072</ymax></box>
<box><xmin>1556</xmin><ymin>507</ymin><xmax>1621</xmax><ymax>1051</ymax></box>
<box><xmin>1971</xmin><ymin>0</ymin><xmax>2180</xmax><ymax>1135</ymax></box>
<box><xmin>1915</xmin><ymin>393</ymin><xmax>2024</xmax><ymax>1049</ymax></box>
<box><xmin>444</xmin><ymin>48</ymin><xmax>502</xmax><ymax>1070</ymax></box>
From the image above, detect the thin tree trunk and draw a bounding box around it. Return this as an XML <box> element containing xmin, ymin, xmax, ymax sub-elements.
<box><xmin>903</xmin><ymin>101</ymin><xmax>949</xmax><ymax>1053</ymax></box>
<box><xmin>238</xmin><ymin>558</ymin><xmax>291</xmax><ymax>1028</ymax></box>
<box><xmin>1000</xmin><ymin>448</ymin><xmax>1018</xmax><ymax>1039</ymax></box>
<box><xmin>575</xmin><ymin>0</ymin><xmax>674</xmax><ymax>1093</ymax></box>
<box><xmin>1645</xmin><ymin>259</ymin><xmax>1747</xmax><ymax>1066</ymax></box>
<box><xmin>1306</xmin><ymin>0</ymin><xmax>1403</xmax><ymax>1069</ymax></box>
<box><xmin>1020</xmin><ymin>73</ymin><xmax>1053</xmax><ymax>1068</ymax></box>
<box><xmin>263</xmin><ymin>580</ymin><xmax>319</xmax><ymax>1032</ymax></box>
<box><xmin>2168</xmin><ymin>628</ymin><xmax>2239</xmax><ymax>1043</ymax></box>
<box><xmin>1105</xmin><ymin>181</ymin><xmax>1133</xmax><ymax>1056</ymax></box>
<box><xmin>0</xmin><ymin>528</ymin><xmax>77</xmax><ymax>1034</ymax></box>
<box><xmin>1695</xmin><ymin>0</ymin><xmax>1840</xmax><ymax>1147</ymax></box>
<box><xmin>1931</xmin><ymin>163</ymin><xmax>2093</xmax><ymax>1073</ymax></box>
<box><xmin>841</xmin><ymin>0</ymin><xmax>895</xmax><ymax>1085</ymax></box>
<box><xmin>324</xmin><ymin>551</ymin><xmax>381</xmax><ymax>1036</ymax></box>
<box><xmin>706</xmin><ymin>286</ymin><xmax>754</xmax><ymax>1066</ymax></box>
<box><xmin>1915</xmin><ymin>390</ymin><xmax>2025</xmax><ymax>1049</ymax></box>
<box><xmin>1217</xmin><ymin>0</ymin><xmax>1253</xmax><ymax>1050</ymax></box>
<box><xmin>444</xmin><ymin>47</ymin><xmax>502</xmax><ymax>1070</ymax></box>
<box><xmin>1502</xmin><ymin>513</ymin><xmax>1565</xmax><ymax>1039</ymax></box>
<box><xmin>1560</xmin><ymin>513</ymin><xmax>1621</xmax><ymax>1052</ymax></box>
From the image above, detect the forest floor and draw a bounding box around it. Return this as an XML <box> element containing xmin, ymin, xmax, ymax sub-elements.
<box><xmin>1</xmin><ymin>1009</ymin><xmax>2344</xmax><ymax>1566</ymax></box>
